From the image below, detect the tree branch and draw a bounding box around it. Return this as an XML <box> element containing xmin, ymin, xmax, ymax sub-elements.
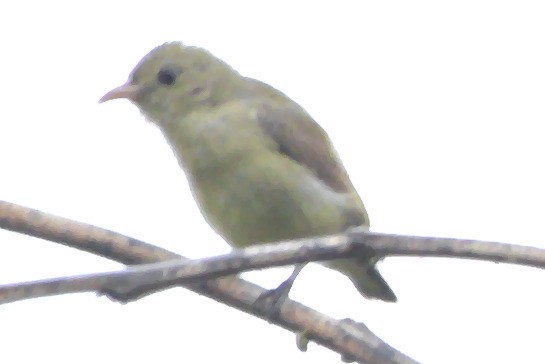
<box><xmin>0</xmin><ymin>235</ymin><xmax>355</xmax><ymax>305</ymax></box>
<box><xmin>2</xmin><ymin>224</ymin><xmax>544</xmax><ymax>306</ymax></box>
<box><xmin>0</xmin><ymin>200</ymin><xmax>417</xmax><ymax>364</ymax></box>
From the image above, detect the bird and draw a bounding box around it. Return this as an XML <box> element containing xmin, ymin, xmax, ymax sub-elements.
<box><xmin>100</xmin><ymin>42</ymin><xmax>396</xmax><ymax>305</ymax></box>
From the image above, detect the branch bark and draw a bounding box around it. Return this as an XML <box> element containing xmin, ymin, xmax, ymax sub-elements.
<box><xmin>0</xmin><ymin>200</ymin><xmax>417</xmax><ymax>364</ymax></box>
<box><xmin>2</xmin><ymin>224</ymin><xmax>544</xmax><ymax>306</ymax></box>
<box><xmin>0</xmin><ymin>235</ymin><xmax>355</xmax><ymax>304</ymax></box>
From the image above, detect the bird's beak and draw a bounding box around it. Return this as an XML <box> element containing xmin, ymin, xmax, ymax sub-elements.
<box><xmin>99</xmin><ymin>83</ymin><xmax>144</xmax><ymax>103</ymax></box>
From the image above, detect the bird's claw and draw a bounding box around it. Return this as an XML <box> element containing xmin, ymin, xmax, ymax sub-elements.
<box><xmin>252</xmin><ymin>280</ymin><xmax>293</xmax><ymax>321</ymax></box>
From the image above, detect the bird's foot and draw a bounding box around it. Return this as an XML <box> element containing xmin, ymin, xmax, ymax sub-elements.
<box><xmin>252</xmin><ymin>279</ymin><xmax>293</xmax><ymax>321</ymax></box>
<box><xmin>252</xmin><ymin>264</ymin><xmax>304</xmax><ymax>321</ymax></box>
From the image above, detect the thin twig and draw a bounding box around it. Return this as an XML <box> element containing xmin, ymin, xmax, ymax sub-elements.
<box><xmin>2</xmin><ymin>225</ymin><xmax>544</xmax><ymax>306</ymax></box>
<box><xmin>0</xmin><ymin>235</ymin><xmax>354</xmax><ymax>304</ymax></box>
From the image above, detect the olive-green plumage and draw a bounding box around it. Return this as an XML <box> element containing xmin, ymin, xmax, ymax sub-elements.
<box><xmin>100</xmin><ymin>42</ymin><xmax>396</xmax><ymax>302</ymax></box>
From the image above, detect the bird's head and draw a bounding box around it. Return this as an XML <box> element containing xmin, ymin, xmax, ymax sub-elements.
<box><xmin>100</xmin><ymin>42</ymin><xmax>239</xmax><ymax>121</ymax></box>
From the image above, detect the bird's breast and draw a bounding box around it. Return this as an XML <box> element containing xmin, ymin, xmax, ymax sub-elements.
<box><xmin>187</xmin><ymin>151</ymin><xmax>355</xmax><ymax>248</ymax></box>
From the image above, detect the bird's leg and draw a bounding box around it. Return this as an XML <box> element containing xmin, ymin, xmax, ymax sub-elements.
<box><xmin>253</xmin><ymin>263</ymin><xmax>307</xmax><ymax>320</ymax></box>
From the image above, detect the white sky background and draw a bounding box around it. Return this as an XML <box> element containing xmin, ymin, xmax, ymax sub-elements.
<box><xmin>1</xmin><ymin>1</ymin><xmax>544</xmax><ymax>363</ymax></box>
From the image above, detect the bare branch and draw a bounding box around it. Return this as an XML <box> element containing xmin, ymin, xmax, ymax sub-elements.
<box><xmin>2</xmin><ymin>224</ymin><xmax>544</xmax><ymax>306</ymax></box>
<box><xmin>0</xmin><ymin>235</ymin><xmax>354</xmax><ymax>305</ymax></box>
<box><xmin>0</xmin><ymin>200</ymin><xmax>418</xmax><ymax>364</ymax></box>
<box><xmin>353</xmin><ymin>227</ymin><xmax>545</xmax><ymax>266</ymax></box>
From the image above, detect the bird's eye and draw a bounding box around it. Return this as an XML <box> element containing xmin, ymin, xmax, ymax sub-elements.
<box><xmin>157</xmin><ymin>67</ymin><xmax>178</xmax><ymax>86</ymax></box>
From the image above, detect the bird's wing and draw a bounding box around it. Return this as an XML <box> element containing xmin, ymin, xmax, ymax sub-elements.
<box><xmin>255</xmin><ymin>101</ymin><xmax>356</xmax><ymax>194</ymax></box>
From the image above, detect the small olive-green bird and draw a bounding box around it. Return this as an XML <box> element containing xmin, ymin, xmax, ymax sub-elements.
<box><xmin>100</xmin><ymin>42</ymin><xmax>396</xmax><ymax>303</ymax></box>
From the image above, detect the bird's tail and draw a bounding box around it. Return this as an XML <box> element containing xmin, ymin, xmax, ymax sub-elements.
<box><xmin>325</xmin><ymin>258</ymin><xmax>397</xmax><ymax>302</ymax></box>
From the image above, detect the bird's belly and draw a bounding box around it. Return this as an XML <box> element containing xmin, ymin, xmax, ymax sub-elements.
<box><xmin>190</xmin><ymin>155</ymin><xmax>350</xmax><ymax>248</ymax></box>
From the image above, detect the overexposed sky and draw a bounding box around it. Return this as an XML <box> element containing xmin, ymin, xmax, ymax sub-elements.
<box><xmin>1</xmin><ymin>1</ymin><xmax>545</xmax><ymax>363</ymax></box>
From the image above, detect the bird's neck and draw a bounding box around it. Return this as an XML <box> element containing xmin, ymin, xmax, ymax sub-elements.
<box><xmin>158</xmin><ymin>101</ymin><xmax>268</xmax><ymax>182</ymax></box>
